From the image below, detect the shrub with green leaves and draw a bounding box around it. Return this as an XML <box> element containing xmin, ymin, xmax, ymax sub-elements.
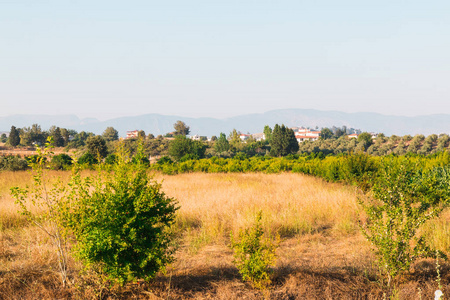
<box><xmin>63</xmin><ymin>143</ymin><xmax>179</xmax><ymax>284</ymax></box>
<box><xmin>0</xmin><ymin>155</ymin><xmax>29</xmax><ymax>171</ymax></box>
<box><xmin>230</xmin><ymin>212</ymin><xmax>278</xmax><ymax>289</ymax></box>
<box><xmin>359</xmin><ymin>157</ymin><xmax>450</xmax><ymax>284</ymax></box>
<box><xmin>50</xmin><ymin>153</ymin><xmax>73</xmax><ymax>170</ymax></box>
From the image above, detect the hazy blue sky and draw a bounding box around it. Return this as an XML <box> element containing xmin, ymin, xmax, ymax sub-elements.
<box><xmin>1</xmin><ymin>0</ymin><xmax>449</xmax><ymax>120</ymax></box>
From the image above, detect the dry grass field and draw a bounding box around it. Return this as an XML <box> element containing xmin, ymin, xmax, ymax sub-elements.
<box><xmin>0</xmin><ymin>171</ymin><xmax>449</xmax><ymax>299</ymax></box>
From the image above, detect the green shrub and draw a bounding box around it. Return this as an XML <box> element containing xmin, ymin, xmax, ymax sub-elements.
<box><xmin>105</xmin><ymin>153</ymin><xmax>118</xmax><ymax>165</ymax></box>
<box><xmin>77</xmin><ymin>152</ymin><xmax>97</xmax><ymax>166</ymax></box>
<box><xmin>50</xmin><ymin>153</ymin><xmax>73</xmax><ymax>170</ymax></box>
<box><xmin>0</xmin><ymin>155</ymin><xmax>29</xmax><ymax>171</ymax></box>
<box><xmin>359</xmin><ymin>158</ymin><xmax>450</xmax><ymax>285</ymax></box>
<box><xmin>230</xmin><ymin>212</ymin><xmax>278</xmax><ymax>289</ymax></box>
<box><xmin>63</xmin><ymin>144</ymin><xmax>179</xmax><ymax>284</ymax></box>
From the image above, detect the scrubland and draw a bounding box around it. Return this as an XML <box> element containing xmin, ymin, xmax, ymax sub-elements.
<box><xmin>0</xmin><ymin>171</ymin><xmax>449</xmax><ymax>299</ymax></box>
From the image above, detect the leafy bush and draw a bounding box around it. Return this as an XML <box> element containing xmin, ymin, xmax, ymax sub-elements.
<box><xmin>77</xmin><ymin>152</ymin><xmax>97</xmax><ymax>166</ymax></box>
<box><xmin>50</xmin><ymin>153</ymin><xmax>73</xmax><ymax>170</ymax></box>
<box><xmin>359</xmin><ymin>158</ymin><xmax>450</xmax><ymax>284</ymax></box>
<box><xmin>63</xmin><ymin>145</ymin><xmax>179</xmax><ymax>284</ymax></box>
<box><xmin>0</xmin><ymin>155</ymin><xmax>29</xmax><ymax>171</ymax></box>
<box><xmin>105</xmin><ymin>153</ymin><xmax>118</xmax><ymax>165</ymax></box>
<box><xmin>157</xmin><ymin>156</ymin><xmax>173</xmax><ymax>165</ymax></box>
<box><xmin>230</xmin><ymin>212</ymin><xmax>278</xmax><ymax>289</ymax></box>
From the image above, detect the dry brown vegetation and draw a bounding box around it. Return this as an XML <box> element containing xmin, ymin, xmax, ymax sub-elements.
<box><xmin>0</xmin><ymin>171</ymin><xmax>449</xmax><ymax>299</ymax></box>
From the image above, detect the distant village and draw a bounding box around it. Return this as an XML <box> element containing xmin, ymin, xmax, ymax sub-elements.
<box><xmin>125</xmin><ymin>127</ymin><xmax>370</xmax><ymax>143</ymax></box>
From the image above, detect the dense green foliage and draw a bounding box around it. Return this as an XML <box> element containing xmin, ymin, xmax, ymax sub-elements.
<box><xmin>86</xmin><ymin>135</ymin><xmax>108</xmax><ymax>158</ymax></box>
<box><xmin>0</xmin><ymin>155</ymin><xmax>28</xmax><ymax>171</ymax></box>
<box><xmin>102</xmin><ymin>127</ymin><xmax>119</xmax><ymax>141</ymax></box>
<box><xmin>168</xmin><ymin>135</ymin><xmax>206</xmax><ymax>161</ymax></box>
<box><xmin>173</xmin><ymin>120</ymin><xmax>190</xmax><ymax>136</ymax></box>
<box><xmin>50</xmin><ymin>153</ymin><xmax>73</xmax><ymax>170</ymax></box>
<box><xmin>8</xmin><ymin>126</ymin><xmax>20</xmax><ymax>146</ymax></box>
<box><xmin>214</xmin><ymin>132</ymin><xmax>230</xmax><ymax>153</ymax></box>
<box><xmin>270</xmin><ymin>124</ymin><xmax>299</xmax><ymax>156</ymax></box>
<box><xmin>63</xmin><ymin>147</ymin><xmax>178</xmax><ymax>284</ymax></box>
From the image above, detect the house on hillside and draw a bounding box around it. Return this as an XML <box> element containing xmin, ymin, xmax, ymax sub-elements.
<box><xmin>293</xmin><ymin>128</ymin><xmax>320</xmax><ymax>142</ymax></box>
<box><xmin>252</xmin><ymin>133</ymin><xmax>265</xmax><ymax>141</ymax></box>
<box><xmin>126</xmin><ymin>130</ymin><xmax>139</xmax><ymax>139</ymax></box>
<box><xmin>348</xmin><ymin>133</ymin><xmax>358</xmax><ymax>139</ymax></box>
<box><xmin>240</xmin><ymin>134</ymin><xmax>251</xmax><ymax>141</ymax></box>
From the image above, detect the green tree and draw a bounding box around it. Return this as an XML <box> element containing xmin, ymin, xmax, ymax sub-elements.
<box><xmin>270</xmin><ymin>124</ymin><xmax>299</xmax><ymax>157</ymax></box>
<box><xmin>86</xmin><ymin>135</ymin><xmax>108</xmax><ymax>159</ymax></box>
<box><xmin>357</xmin><ymin>132</ymin><xmax>373</xmax><ymax>150</ymax></box>
<box><xmin>0</xmin><ymin>133</ymin><xmax>6</xmax><ymax>143</ymax></box>
<box><xmin>50</xmin><ymin>127</ymin><xmax>65</xmax><ymax>147</ymax></box>
<box><xmin>173</xmin><ymin>120</ymin><xmax>190</xmax><ymax>136</ymax></box>
<box><xmin>8</xmin><ymin>126</ymin><xmax>20</xmax><ymax>147</ymax></box>
<box><xmin>102</xmin><ymin>127</ymin><xmax>119</xmax><ymax>142</ymax></box>
<box><xmin>263</xmin><ymin>125</ymin><xmax>272</xmax><ymax>143</ymax></box>
<box><xmin>214</xmin><ymin>132</ymin><xmax>230</xmax><ymax>153</ymax></box>
<box><xmin>68</xmin><ymin>131</ymin><xmax>93</xmax><ymax>149</ymax></box>
<box><xmin>228</xmin><ymin>129</ymin><xmax>242</xmax><ymax>150</ymax></box>
<box><xmin>11</xmin><ymin>139</ymin><xmax>70</xmax><ymax>286</ymax></box>
<box><xmin>20</xmin><ymin>127</ymin><xmax>33</xmax><ymax>146</ymax></box>
<box><xmin>320</xmin><ymin>127</ymin><xmax>333</xmax><ymax>140</ymax></box>
<box><xmin>168</xmin><ymin>135</ymin><xmax>205</xmax><ymax>161</ymax></box>
<box><xmin>138</xmin><ymin>130</ymin><xmax>146</xmax><ymax>139</ymax></box>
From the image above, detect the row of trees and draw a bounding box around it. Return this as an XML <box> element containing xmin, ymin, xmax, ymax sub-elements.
<box><xmin>3</xmin><ymin>122</ymin><xmax>450</xmax><ymax>168</ymax></box>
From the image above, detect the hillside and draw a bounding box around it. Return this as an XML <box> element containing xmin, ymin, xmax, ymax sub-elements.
<box><xmin>1</xmin><ymin>109</ymin><xmax>449</xmax><ymax>137</ymax></box>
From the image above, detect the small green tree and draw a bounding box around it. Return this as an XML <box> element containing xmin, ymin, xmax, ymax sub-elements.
<box><xmin>50</xmin><ymin>126</ymin><xmax>65</xmax><ymax>147</ymax></box>
<box><xmin>230</xmin><ymin>212</ymin><xmax>278</xmax><ymax>289</ymax></box>
<box><xmin>173</xmin><ymin>120</ymin><xmax>190</xmax><ymax>136</ymax></box>
<box><xmin>86</xmin><ymin>135</ymin><xmax>108</xmax><ymax>159</ymax></box>
<box><xmin>359</xmin><ymin>158</ymin><xmax>450</xmax><ymax>285</ymax></box>
<box><xmin>263</xmin><ymin>125</ymin><xmax>272</xmax><ymax>144</ymax></box>
<box><xmin>320</xmin><ymin>127</ymin><xmax>333</xmax><ymax>140</ymax></box>
<box><xmin>11</xmin><ymin>138</ymin><xmax>70</xmax><ymax>286</ymax></box>
<box><xmin>8</xmin><ymin>125</ymin><xmax>20</xmax><ymax>147</ymax></box>
<box><xmin>102</xmin><ymin>127</ymin><xmax>119</xmax><ymax>142</ymax></box>
<box><xmin>357</xmin><ymin>132</ymin><xmax>373</xmax><ymax>150</ymax></box>
<box><xmin>214</xmin><ymin>132</ymin><xmax>230</xmax><ymax>153</ymax></box>
<box><xmin>270</xmin><ymin>124</ymin><xmax>299</xmax><ymax>157</ymax></box>
<box><xmin>63</xmin><ymin>143</ymin><xmax>179</xmax><ymax>284</ymax></box>
<box><xmin>168</xmin><ymin>135</ymin><xmax>205</xmax><ymax>161</ymax></box>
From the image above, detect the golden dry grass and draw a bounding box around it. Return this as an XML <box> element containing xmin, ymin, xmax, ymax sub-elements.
<box><xmin>0</xmin><ymin>170</ymin><xmax>449</xmax><ymax>299</ymax></box>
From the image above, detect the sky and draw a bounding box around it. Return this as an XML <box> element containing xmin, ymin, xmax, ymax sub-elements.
<box><xmin>1</xmin><ymin>0</ymin><xmax>449</xmax><ymax>120</ymax></box>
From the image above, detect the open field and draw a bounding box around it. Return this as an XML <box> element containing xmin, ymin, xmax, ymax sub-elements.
<box><xmin>0</xmin><ymin>171</ymin><xmax>449</xmax><ymax>299</ymax></box>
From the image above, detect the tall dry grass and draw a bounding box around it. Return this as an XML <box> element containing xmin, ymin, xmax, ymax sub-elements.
<box><xmin>0</xmin><ymin>170</ymin><xmax>448</xmax><ymax>299</ymax></box>
<box><xmin>156</xmin><ymin>172</ymin><xmax>362</xmax><ymax>252</ymax></box>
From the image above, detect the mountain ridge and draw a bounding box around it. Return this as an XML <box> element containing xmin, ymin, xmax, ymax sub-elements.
<box><xmin>1</xmin><ymin>109</ymin><xmax>449</xmax><ymax>137</ymax></box>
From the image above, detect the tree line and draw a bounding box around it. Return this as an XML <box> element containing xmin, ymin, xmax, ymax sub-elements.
<box><xmin>1</xmin><ymin>122</ymin><xmax>449</xmax><ymax>172</ymax></box>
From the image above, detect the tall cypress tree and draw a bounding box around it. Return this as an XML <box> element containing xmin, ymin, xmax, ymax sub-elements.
<box><xmin>270</xmin><ymin>124</ymin><xmax>299</xmax><ymax>156</ymax></box>
<box><xmin>52</xmin><ymin>127</ymin><xmax>65</xmax><ymax>147</ymax></box>
<box><xmin>8</xmin><ymin>126</ymin><xmax>20</xmax><ymax>147</ymax></box>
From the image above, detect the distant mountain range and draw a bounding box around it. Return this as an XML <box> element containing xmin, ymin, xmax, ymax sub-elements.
<box><xmin>1</xmin><ymin>109</ymin><xmax>449</xmax><ymax>137</ymax></box>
